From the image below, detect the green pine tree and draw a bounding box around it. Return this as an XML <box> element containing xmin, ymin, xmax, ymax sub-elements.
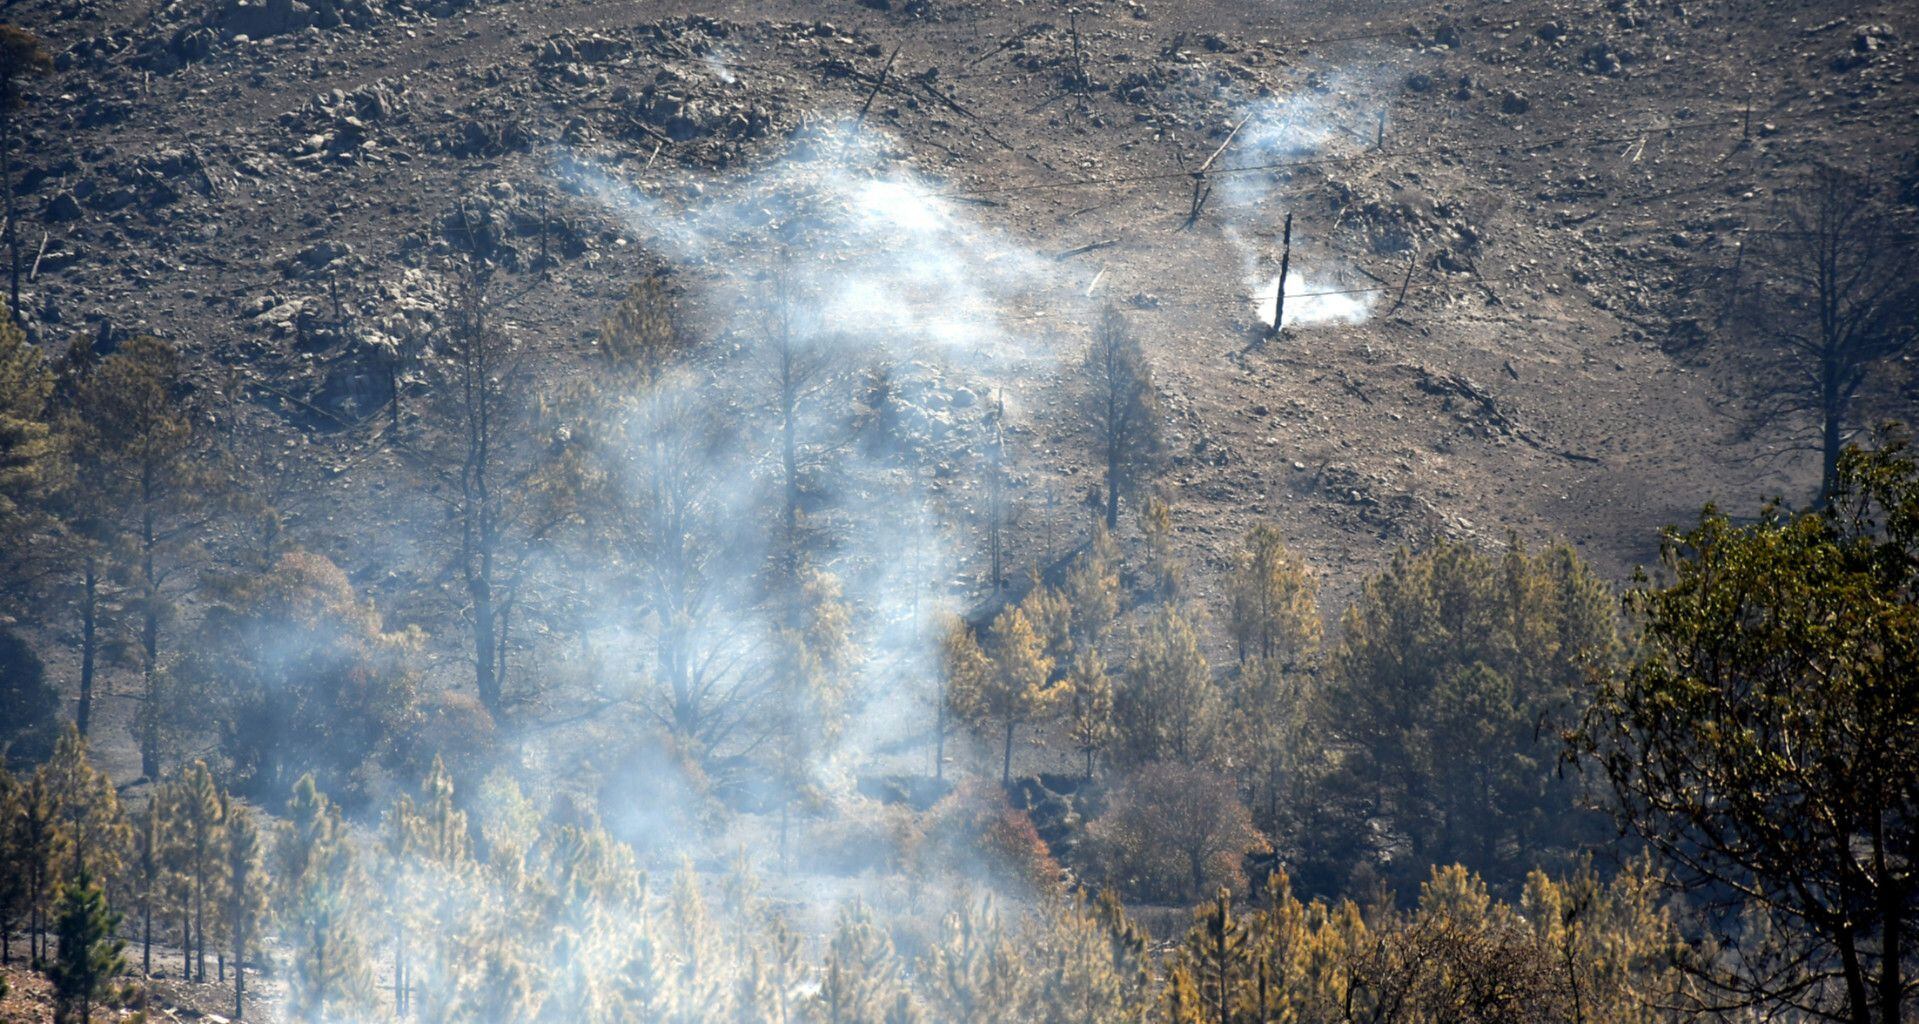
<box><xmin>159</xmin><ymin>761</ymin><xmax>224</xmax><ymax>983</ymax></box>
<box><xmin>1182</xmin><ymin>889</ymin><xmax>1251</xmax><ymax>1024</ymax></box>
<box><xmin>221</xmin><ymin>798</ymin><xmax>269</xmax><ymax>1021</ymax></box>
<box><xmin>278</xmin><ymin>774</ymin><xmax>375</xmax><ymax>1022</ymax></box>
<box><xmin>46</xmin><ymin>866</ymin><xmax>126</xmax><ymax>1024</ymax></box>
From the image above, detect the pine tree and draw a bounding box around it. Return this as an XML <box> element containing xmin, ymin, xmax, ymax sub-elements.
<box><xmin>1138</xmin><ymin>494</ymin><xmax>1182</xmax><ymax>599</ymax></box>
<box><xmin>595</xmin><ymin>274</ymin><xmax>687</xmax><ymax>390</ymax></box>
<box><xmin>0</xmin><ymin>767</ymin><xmax>30</xmax><ymax>965</ymax></box>
<box><xmin>1116</xmin><ymin>605</ymin><xmax>1218</xmax><ymax>767</ymax></box>
<box><xmin>62</xmin><ymin>336</ymin><xmax>222</xmax><ymax>780</ymax></box>
<box><xmin>1226</xmin><ymin>525</ymin><xmax>1319</xmax><ymax>666</ymax></box>
<box><xmin>1063</xmin><ymin>524</ymin><xmax>1120</xmax><ymax>648</ymax></box>
<box><xmin>28</xmin><ymin>727</ymin><xmax>129</xmax><ymax>973</ymax></box>
<box><xmin>922</xmin><ymin>896</ymin><xmax>1029</xmax><ymax>1023</ymax></box>
<box><xmin>395</xmin><ymin>755</ymin><xmax>477</xmax><ymax>1017</ymax></box>
<box><xmin>278</xmin><ymin>774</ymin><xmax>375</xmax><ymax>1022</ymax></box>
<box><xmin>1019</xmin><ymin>581</ymin><xmax>1075</xmax><ymax>674</ymax></box>
<box><xmin>1063</xmin><ymin>649</ymin><xmax>1116</xmax><ymax>781</ymax></box>
<box><xmin>422</xmin><ymin>257</ymin><xmax>586</xmax><ymax>715</ymax></box>
<box><xmin>130</xmin><ymin>798</ymin><xmax>162</xmax><ymax>977</ymax></box>
<box><xmin>1183</xmin><ymin>889</ymin><xmax>1252</xmax><ymax>1024</ymax></box>
<box><xmin>1326</xmin><ymin>538</ymin><xmax>1617</xmax><ymax>881</ymax></box>
<box><xmin>1164</xmin><ymin>963</ymin><xmax>1202</xmax><ymax>1024</ymax></box>
<box><xmin>1081</xmin><ymin>306</ymin><xmax>1164</xmax><ymax>530</ymax></box>
<box><xmin>39</xmin><ymin>727</ymin><xmax>131</xmax><ymax>890</ymax></box>
<box><xmin>947</xmin><ymin>607</ymin><xmax>1060</xmax><ymax>784</ymax></box>
<box><xmin>12</xmin><ymin>770</ymin><xmax>53</xmax><ymax>966</ymax></box>
<box><xmin>1033</xmin><ymin>892</ymin><xmax>1152</xmax><ymax>1024</ymax></box>
<box><xmin>1228</xmin><ymin>656</ymin><xmax>1314</xmax><ymax>838</ymax></box>
<box><xmin>46</xmin><ymin>866</ymin><xmax>124</xmax><ymax>1024</ymax></box>
<box><xmin>770</xmin><ymin>566</ymin><xmax>854</xmax><ymax>869</ymax></box>
<box><xmin>179</xmin><ymin>548</ymin><xmax>422</xmax><ymax>803</ymax></box>
<box><xmin>814</xmin><ymin>902</ymin><xmax>910</xmax><ymax>1024</ymax></box>
<box><xmin>221</xmin><ymin>798</ymin><xmax>269</xmax><ymax>1022</ymax></box>
<box><xmin>0</xmin><ymin>628</ymin><xmax>58</xmax><ymax>762</ymax></box>
<box><xmin>160</xmin><ymin>761</ymin><xmax>224</xmax><ymax>983</ymax></box>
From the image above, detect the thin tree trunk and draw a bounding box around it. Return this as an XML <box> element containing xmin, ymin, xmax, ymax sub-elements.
<box><xmin>78</xmin><ymin>560</ymin><xmax>96</xmax><ymax>735</ymax></box>
<box><xmin>473</xmin><ymin>559</ymin><xmax>497</xmax><ymax>711</ymax></box>
<box><xmin>933</xmin><ymin>698</ymin><xmax>947</xmax><ymax>782</ymax></box>
<box><xmin>140</xmin><ymin>504</ymin><xmax>160</xmax><ymax>780</ymax></box>
<box><xmin>1838</xmin><ymin>929</ymin><xmax>1872</xmax><ymax>1024</ymax></box>
<box><xmin>394</xmin><ymin>928</ymin><xmax>405</xmax><ymax>1015</ymax></box>
<box><xmin>194</xmin><ymin>881</ymin><xmax>205</xmax><ymax>982</ymax></box>
<box><xmin>495</xmin><ymin>589</ymin><xmax>513</xmax><ymax>708</ymax></box>
<box><xmin>4</xmin><ymin>110</ymin><xmax>19</xmax><ymax>321</ymax></box>
<box><xmin>1105</xmin><ymin>442</ymin><xmax>1120</xmax><ymax>530</ymax></box>
<box><xmin>1001</xmin><ymin>720</ymin><xmax>1016</xmax><ymax>784</ymax></box>
<box><xmin>1880</xmin><ymin>901</ymin><xmax>1902</xmax><ymax>1024</ymax></box>
<box><xmin>1821</xmin><ymin>362</ymin><xmax>1843</xmax><ymax>506</ymax></box>
<box><xmin>782</xmin><ymin>356</ymin><xmax>798</xmax><ymax>558</ymax></box>
<box><xmin>387</xmin><ymin>352</ymin><xmax>402</xmax><ymax>439</ymax></box>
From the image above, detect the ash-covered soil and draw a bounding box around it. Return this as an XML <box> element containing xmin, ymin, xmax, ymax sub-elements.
<box><xmin>9</xmin><ymin>0</ymin><xmax>1918</xmax><ymax>781</ymax></box>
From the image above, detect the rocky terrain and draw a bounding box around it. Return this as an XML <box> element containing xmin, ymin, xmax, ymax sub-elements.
<box><xmin>7</xmin><ymin>0</ymin><xmax>1918</xmax><ymax>787</ymax></box>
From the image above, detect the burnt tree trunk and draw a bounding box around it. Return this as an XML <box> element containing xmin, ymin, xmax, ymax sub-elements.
<box><xmin>77</xmin><ymin>558</ymin><xmax>97</xmax><ymax>735</ymax></box>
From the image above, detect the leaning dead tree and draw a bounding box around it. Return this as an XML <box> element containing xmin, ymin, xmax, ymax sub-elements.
<box><xmin>1720</xmin><ymin>164</ymin><xmax>1918</xmax><ymax>502</ymax></box>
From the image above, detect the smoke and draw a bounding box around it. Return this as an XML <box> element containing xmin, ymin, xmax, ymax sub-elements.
<box><xmin>557</xmin><ymin>124</ymin><xmax>1061</xmax><ymax>365</ymax></box>
<box><xmin>1210</xmin><ymin>73</ymin><xmax>1389</xmax><ymax>329</ymax></box>
<box><xmin>700</xmin><ymin>48</ymin><xmax>738</xmax><ymax>85</ymax></box>
<box><xmin>542</xmin><ymin>119</ymin><xmax>1085</xmax><ymax>874</ymax></box>
<box><xmin>1253</xmin><ymin>269</ymin><xmax>1378</xmax><ymax>329</ymax></box>
<box><xmin>278</xmin><ymin>83</ymin><xmax>1407</xmax><ymax>1023</ymax></box>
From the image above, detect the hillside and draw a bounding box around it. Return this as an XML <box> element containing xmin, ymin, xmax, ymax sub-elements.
<box><xmin>1</xmin><ymin>0</ymin><xmax>1916</xmax><ymax>1020</ymax></box>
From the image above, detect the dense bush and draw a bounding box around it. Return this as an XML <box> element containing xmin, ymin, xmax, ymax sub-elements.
<box><xmin>173</xmin><ymin>551</ymin><xmax>424</xmax><ymax>804</ymax></box>
<box><xmin>1088</xmin><ymin>762</ymin><xmax>1266</xmax><ymax>902</ymax></box>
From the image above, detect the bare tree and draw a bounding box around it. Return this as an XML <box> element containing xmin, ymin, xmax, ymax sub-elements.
<box><xmin>1081</xmin><ymin>306</ymin><xmax>1164</xmax><ymax>529</ymax></box>
<box><xmin>426</xmin><ymin>258</ymin><xmax>582</xmax><ymax>714</ymax></box>
<box><xmin>1722</xmin><ymin>164</ymin><xmax>1918</xmax><ymax>502</ymax></box>
<box><xmin>611</xmin><ymin>384</ymin><xmax>759</xmax><ymax>764</ymax></box>
<box><xmin>753</xmin><ymin>249</ymin><xmax>842</xmax><ymax>587</ymax></box>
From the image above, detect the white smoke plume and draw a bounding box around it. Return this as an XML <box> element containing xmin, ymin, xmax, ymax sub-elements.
<box><xmin>545</xmin><ymin>120</ymin><xmax>1089</xmax><ymax>871</ymax></box>
<box><xmin>1253</xmin><ymin>269</ymin><xmax>1379</xmax><ymax>329</ymax></box>
<box><xmin>1209</xmin><ymin>73</ymin><xmax>1389</xmax><ymax>329</ymax></box>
